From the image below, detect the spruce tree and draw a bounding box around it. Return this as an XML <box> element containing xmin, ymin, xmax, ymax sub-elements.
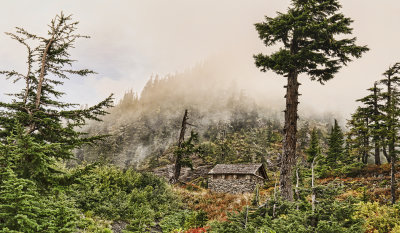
<box><xmin>348</xmin><ymin>107</ymin><xmax>372</xmax><ymax>164</ymax></box>
<box><xmin>305</xmin><ymin>128</ymin><xmax>321</xmax><ymax>163</ymax></box>
<box><xmin>343</xmin><ymin>134</ymin><xmax>355</xmax><ymax>164</ymax></box>
<box><xmin>254</xmin><ymin>0</ymin><xmax>368</xmax><ymax>200</ymax></box>
<box><xmin>0</xmin><ymin>168</ymin><xmax>41</xmax><ymax>232</ymax></box>
<box><xmin>326</xmin><ymin>119</ymin><xmax>344</xmax><ymax>167</ymax></box>
<box><xmin>357</xmin><ymin>82</ymin><xmax>383</xmax><ymax>165</ymax></box>
<box><xmin>379</xmin><ymin>63</ymin><xmax>400</xmax><ymax>204</ymax></box>
<box><xmin>0</xmin><ymin>126</ymin><xmax>79</xmax><ymax>232</ymax></box>
<box><xmin>0</xmin><ymin>13</ymin><xmax>113</xmax><ymax>184</ymax></box>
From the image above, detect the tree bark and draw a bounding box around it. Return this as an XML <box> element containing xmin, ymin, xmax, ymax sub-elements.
<box><xmin>172</xmin><ymin>109</ymin><xmax>188</xmax><ymax>183</ymax></box>
<box><xmin>385</xmin><ymin>76</ymin><xmax>397</xmax><ymax>204</ymax></box>
<box><xmin>382</xmin><ymin>143</ymin><xmax>391</xmax><ymax>163</ymax></box>
<box><xmin>310</xmin><ymin>157</ymin><xmax>317</xmax><ymax>227</ymax></box>
<box><xmin>280</xmin><ymin>70</ymin><xmax>299</xmax><ymax>201</ymax></box>
<box><xmin>373</xmin><ymin>83</ymin><xmax>381</xmax><ymax>165</ymax></box>
<box><xmin>35</xmin><ymin>38</ymin><xmax>53</xmax><ymax>109</ymax></box>
<box><xmin>374</xmin><ymin>143</ymin><xmax>380</xmax><ymax>165</ymax></box>
<box><xmin>391</xmin><ymin>149</ymin><xmax>396</xmax><ymax>204</ymax></box>
<box><xmin>363</xmin><ymin>117</ymin><xmax>370</xmax><ymax>164</ymax></box>
<box><xmin>295</xmin><ymin>167</ymin><xmax>300</xmax><ymax>210</ymax></box>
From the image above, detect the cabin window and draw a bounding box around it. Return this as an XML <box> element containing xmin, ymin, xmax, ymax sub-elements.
<box><xmin>213</xmin><ymin>174</ymin><xmax>222</xmax><ymax>179</ymax></box>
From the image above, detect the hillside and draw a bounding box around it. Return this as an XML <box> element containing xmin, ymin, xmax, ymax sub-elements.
<box><xmin>76</xmin><ymin>61</ymin><xmax>334</xmax><ymax>170</ymax></box>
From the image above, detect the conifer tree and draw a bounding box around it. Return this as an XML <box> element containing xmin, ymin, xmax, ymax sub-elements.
<box><xmin>0</xmin><ymin>13</ymin><xmax>113</xmax><ymax>184</ymax></box>
<box><xmin>0</xmin><ymin>125</ymin><xmax>79</xmax><ymax>232</ymax></box>
<box><xmin>343</xmin><ymin>134</ymin><xmax>354</xmax><ymax>164</ymax></box>
<box><xmin>0</xmin><ymin>168</ymin><xmax>41</xmax><ymax>232</ymax></box>
<box><xmin>379</xmin><ymin>63</ymin><xmax>400</xmax><ymax>204</ymax></box>
<box><xmin>326</xmin><ymin>119</ymin><xmax>344</xmax><ymax>166</ymax></box>
<box><xmin>254</xmin><ymin>0</ymin><xmax>368</xmax><ymax>200</ymax></box>
<box><xmin>348</xmin><ymin>107</ymin><xmax>372</xmax><ymax>164</ymax></box>
<box><xmin>305</xmin><ymin>128</ymin><xmax>320</xmax><ymax>163</ymax></box>
<box><xmin>357</xmin><ymin>82</ymin><xmax>383</xmax><ymax>164</ymax></box>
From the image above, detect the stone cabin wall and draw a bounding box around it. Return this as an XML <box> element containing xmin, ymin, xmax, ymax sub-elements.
<box><xmin>208</xmin><ymin>174</ymin><xmax>264</xmax><ymax>194</ymax></box>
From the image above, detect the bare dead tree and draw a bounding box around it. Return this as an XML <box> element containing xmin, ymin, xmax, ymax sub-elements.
<box><xmin>311</xmin><ymin>157</ymin><xmax>317</xmax><ymax>213</ymax></box>
<box><xmin>295</xmin><ymin>167</ymin><xmax>300</xmax><ymax>210</ymax></box>
<box><xmin>171</xmin><ymin>109</ymin><xmax>189</xmax><ymax>183</ymax></box>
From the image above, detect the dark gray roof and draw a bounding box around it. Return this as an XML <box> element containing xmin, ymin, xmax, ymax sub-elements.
<box><xmin>208</xmin><ymin>163</ymin><xmax>267</xmax><ymax>179</ymax></box>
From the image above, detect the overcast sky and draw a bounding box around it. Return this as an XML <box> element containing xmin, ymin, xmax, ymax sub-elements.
<box><xmin>0</xmin><ymin>0</ymin><xmax>399</xmax><ymax>120</ymax></box>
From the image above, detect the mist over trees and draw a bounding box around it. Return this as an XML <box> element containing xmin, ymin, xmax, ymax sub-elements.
<box><xmin>2</xmin><ymin>2</ymin><xmax>400</xmax><ymax>233</ymax></box>
<box><xmin>78</xmin><ymin>59</ymin><xmax>340</xmax><ymax>170</ymax></box>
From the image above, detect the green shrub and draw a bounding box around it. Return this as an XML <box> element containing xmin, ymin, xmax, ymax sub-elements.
<box><xmin>355</xmin><ymin>202</ymin><xmax>400</xmax><ymax>233</ymax></box>
<box><xmin>160</xmin><ymin>210</ymin><xmax>208</xmax><ymax>233</ymax></box>
<box><xmin>68</xmin><ymin>166</ymin><xmax>180</xmax><ymax>231</ymax></box>
<box><xmin>0</xmin><ymin>168</ymin><xmax>80</xmax><ymax>233</ymax></box>
<box><xmin>210</xmin><ymin>183</ymin><xmax>364</xmax><ymax>233</ymax></box>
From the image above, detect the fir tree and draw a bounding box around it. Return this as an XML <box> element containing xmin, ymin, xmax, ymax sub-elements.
<box><xmin>254</xmin><ymin>0</ymin><xmax>369</xmax><ymax>200</ymax></box>
<box><xmin>357</xmin><ymin>82</ymin><xmax>384</xmax><ymax>165</ymax></box>
<box><xmin>0</xmin><ymin>13</ymin><xmax>113</xmax><ymax>184</ymax></box>
<box><xmin>326</xmin><ymin>119</ymin><xmax>344</xmax><ymax>167</ymax></box>
<box><xmin>379</xmin><ymin>63</ymin><xmax>400</xmax><ymax>204</ymax></box>
<box><xmin>348</xmin><ymin>107</ymin><xmax>372</xmax><ymax>164</ymax></box>
<box><xmin>0</xmin><ymin>168</ymin><xmax>41</xmax><ymax>232</ymax></box>
<box><xmin>305</xmin><ymin>128</ymin><xmax>321</xmax><ymax>163</ymax></box>
<box><xmin>0</xmin><ymin>126</ymin><xmax>79</xmax><ymax>232</ymax></box>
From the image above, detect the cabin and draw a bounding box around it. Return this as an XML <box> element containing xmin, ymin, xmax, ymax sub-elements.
<box><xmin>208</xmin><ymin>163</ymin><xmax>267</xmax><ymax>194</ymax></box>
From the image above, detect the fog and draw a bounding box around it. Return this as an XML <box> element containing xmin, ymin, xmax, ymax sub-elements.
<box><xmin>0</xmin><ymin>0</ymin><xmax>399</xmax><ymax>119</ymax></box>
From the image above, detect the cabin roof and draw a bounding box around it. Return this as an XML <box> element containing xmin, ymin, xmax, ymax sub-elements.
<box><xmin>208</xmin><ymin>163</ymin><xmax>268</xmax><ymax>179</ymax></box>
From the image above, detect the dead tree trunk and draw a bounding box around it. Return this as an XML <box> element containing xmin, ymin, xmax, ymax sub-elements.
<box><xmin>280</xmin><ymin>70</ymin><xmax>299</xmax><ymax>201</ymax></box>
<box><xmin>27</xmin><ymin>38</ymin><xmax>53</xmax><ymax>135</ymax></box>
<box><xmin>35</xmin><ymin>38</ymin><xmax>54</xmax><ymax>109</ymax></box>
<box><xmin>311</xmin><ymin>158</ymin><xmax>316</xmax><ymax>213</ymax></box>
<box><xmin>310</xmin><ymin>157</ymin><xmax>317</xmax><ymax>227</ymax></box>
<box><xmin>273</xmin><ymin>173</ymin><xmax>278</xmax><ymax>218</ymax></box>
<box><xmin>295</xmin><ymin>167</ymin><xmax>300</xmax><ymax>210</ymax></box>
<box><xmin>171</xmin><ymin>109</ymin><xmax>188</xmax><ymax>183</ymax></box>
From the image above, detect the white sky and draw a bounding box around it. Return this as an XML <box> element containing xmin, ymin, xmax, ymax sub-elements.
<box><xmin>0</xmin><ymin>0</ymin><xmax>399</xmax><ymax>120</ymax></box>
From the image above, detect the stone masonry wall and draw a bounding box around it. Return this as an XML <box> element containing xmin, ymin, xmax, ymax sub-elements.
<box><xmin>208</xmin><ymin>175</ymin><xmax>264</xmax><ymax>194</ymax></box>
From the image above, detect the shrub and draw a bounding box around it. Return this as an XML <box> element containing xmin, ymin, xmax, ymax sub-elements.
<box><xmin>210</xmin><ymin>182</ymin><xmax>364</xmax><ymax>233</ymax></box>
<box><xmin>160</xmin><ymin>210</ymin><xmax>208</xmax><ymax>233</ymax></box>
<box><xmin>69</xmin><ymin>166</ymin><xmax>179</xmax><ymax>221</ymax></box>
<box><xmin>355</xmin><ymin>202</ymin><xmax>400</xmax><ymax>233</ymax></box>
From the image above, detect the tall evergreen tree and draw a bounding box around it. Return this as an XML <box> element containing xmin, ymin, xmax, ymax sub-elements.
<box><xmin>326</xmin><ymin>119</ymin><xmax>344</xmax><ymax>166</ymax></box>
<box><xmin>254</xmin><ymin>0</ymin><xmax>368</xmax><ymax>200</ymax></box>
<box><xmin>348</xmin><ymin>106</ymin><xmax>372</xmax><ymax>164</ymax></box>
<box><xmin>305</xmin><ymin>128</ymin><xmax>321</xmax><ymax>163</ymax></box>
<box><xmin>0</xmin><ymin>13</ymin><xmax>113</xmax><ymax>184</ymax></box>
<box><xmin>347</xmin><ymin>109</ymin><xmax>368</xmax><ymax>164</ymax></box>
<box><xmin>379</xmin><ymin>63</ymin><xmax>400</xmax><ymax>204</ymax></box>
<box><xmin>357</xmin><ymin>82</ymin><xmax>383</xmax><ymax>164</ymax></box>
<box><xmin>343</xmin><ymin>134</ymin><xmax>355</xmax><ymax>164</ymax></box>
